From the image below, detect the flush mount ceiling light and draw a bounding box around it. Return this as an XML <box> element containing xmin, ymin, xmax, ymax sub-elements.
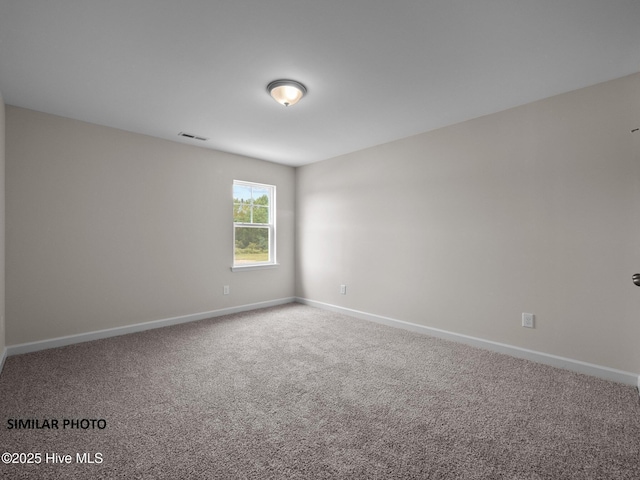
<box><xmin>267</xmin><ymin>79</ymin><xmax>307</xmax><ymax>107</ymax></box>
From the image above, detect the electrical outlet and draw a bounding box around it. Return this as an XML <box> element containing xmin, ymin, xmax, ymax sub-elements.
<box><xmin>223</xmin><ymin>285</ymin><xmax>230</xmax><ymax>295</ymax></box>
<box><xmin>522</xmin><ymin>313</ymin><xmax>535</xmax><ymax>328</ymax></box>
<box><xmin>340</xmin><ymin>285</ymin><xmax>347</xmax><ymax>295</ymax></box>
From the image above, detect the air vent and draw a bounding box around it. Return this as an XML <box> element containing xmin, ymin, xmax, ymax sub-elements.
<box><xmin>178</xmin><ymin>132</ymin><xmax>208</xmax><ymax>141</ymax></box>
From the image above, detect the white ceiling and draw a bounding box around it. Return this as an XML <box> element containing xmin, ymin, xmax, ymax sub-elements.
<box><xmin>1</xmin><ymin>1</ymin><xmax>639</xmax><ymax>167</ymax></box>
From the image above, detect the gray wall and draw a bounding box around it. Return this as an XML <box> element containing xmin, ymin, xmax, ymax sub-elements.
<box><xmin>6</xmin><ymin>107</ymin><xmax>296</xmax><ymax>345</ymax></box>
<box><xmin>0</xmin><ymin>92</ymin><xmax>5</xmax><ymax>357</ymax></box>
<box><xmin>296</xmin><ymin>73</ymin><xmax>640</xmax><ymax>373</ymax></box>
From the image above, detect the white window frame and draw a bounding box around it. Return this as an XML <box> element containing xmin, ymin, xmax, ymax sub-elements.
<box><xmin>231</xmin><ymin>180</ymin><xmax>277</xmax><ymax>272</ymax></box>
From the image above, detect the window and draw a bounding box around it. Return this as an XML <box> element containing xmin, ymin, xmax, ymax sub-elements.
<box><xmin>232</xmin><ymin>180</ymin><xmax>276</xmax><ymax>270</ymax></box>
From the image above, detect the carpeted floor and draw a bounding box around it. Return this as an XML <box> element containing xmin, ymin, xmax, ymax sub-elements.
<box><xmin>1</xmin><ymin>303</ymin><xmax>639</xmax><ymax>479</ymax></box>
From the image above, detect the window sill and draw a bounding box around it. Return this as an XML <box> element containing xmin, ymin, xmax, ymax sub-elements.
<box><xmin>231</xmin><ymin>263</ymin><xmax>280</xmax><ymax>272</ymax></box>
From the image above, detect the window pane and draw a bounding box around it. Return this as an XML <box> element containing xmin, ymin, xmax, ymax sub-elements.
<box><xmin>233</xmin><ymin>203</ymin><xmax>251</xmax><ymax>223</ymax></box>
<box><xmin>253</xmin><ymin>205</ymin><xmax>269</xmax><ymax>224</ymax></box>
<box><xmin>235</xmin><ymin>227</ymin><xmax>269</xmax><ymax>264</ymax></box>
<box><xmin>253</xmin><ymin>187</ymin><xmax>269</xmax><ymax>205</ymax></box>
<box><xmin>233</xmin><ymin>184</ymin><xmax>252</xmax><ymax>203</ymax></box>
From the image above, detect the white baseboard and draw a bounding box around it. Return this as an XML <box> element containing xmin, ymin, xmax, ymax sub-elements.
<box><xmin>296</xmin><ymin>297</ymin><xmax>640</xmax><ymax>387</ymax></box>
<box><xmin>6</xmin><ymin>297</ymin><xmax>296</xmax><ymax>357</ymax></box>
<box><xmin>0</xmin><ymin>347</ymin><xmax>6</xmax><ymax>376</ymax></box>
<box><xmin>6</xmin><ymin>297</ymin><xmax>639</xmax><ymax>390</ymax></box>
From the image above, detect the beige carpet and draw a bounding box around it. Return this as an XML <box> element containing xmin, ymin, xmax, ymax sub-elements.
<box><xmin>1</xmin><ymin>303</ymin><xmax>639</xmax><ymax>479</ymax></box>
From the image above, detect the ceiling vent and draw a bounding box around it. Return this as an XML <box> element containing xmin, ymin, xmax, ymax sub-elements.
<box><xmin>178</xmin><ymin>132</ymin><xmax>208</xmax><ymax>141</ymax></box>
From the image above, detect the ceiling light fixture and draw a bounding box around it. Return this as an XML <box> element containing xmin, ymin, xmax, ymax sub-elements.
<box><xmin>267</xmin><ymin>79</ymin><xmax>307</xmax><ymax>107</ymax></box>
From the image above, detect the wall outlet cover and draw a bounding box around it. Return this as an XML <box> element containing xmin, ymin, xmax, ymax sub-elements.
<box><xmin>522</xmin><ymin>313</ymin><xmax>535</xmax><ymax>328</ymax></box>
